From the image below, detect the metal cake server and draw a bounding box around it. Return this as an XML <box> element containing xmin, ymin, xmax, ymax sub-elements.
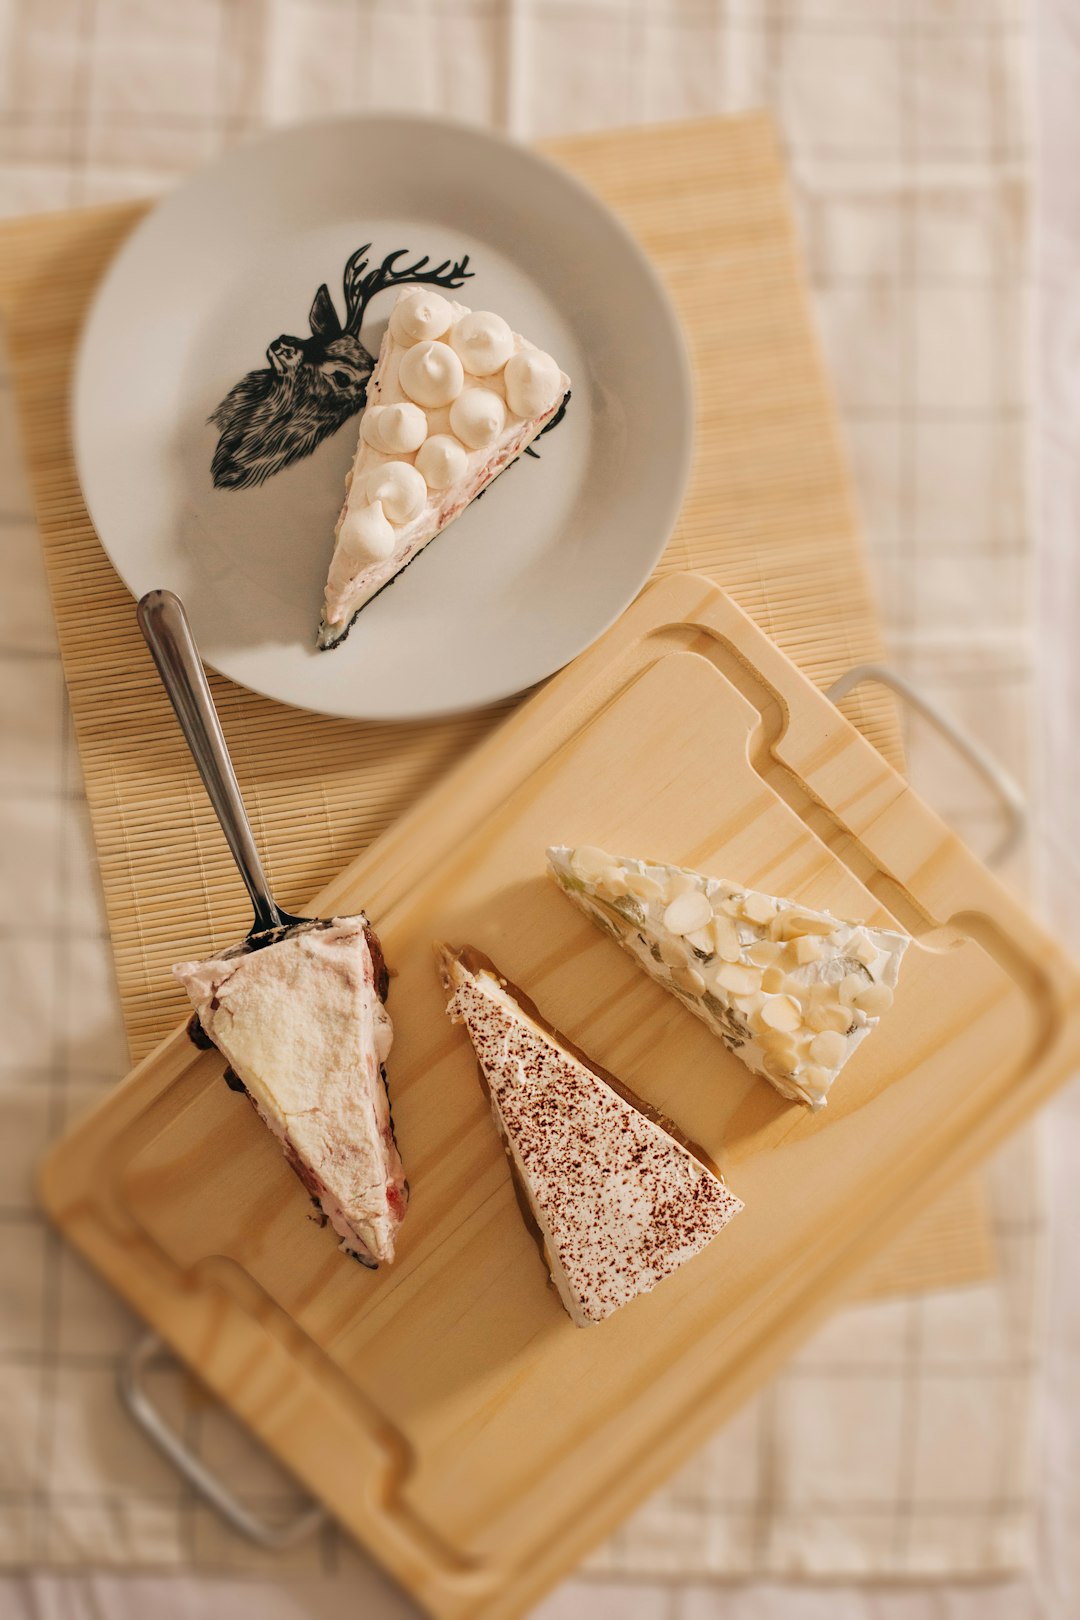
<box><xmin>126</xmin><ymin>586</ymin><xmax>326</xmax><ymax>1547</ymax></box>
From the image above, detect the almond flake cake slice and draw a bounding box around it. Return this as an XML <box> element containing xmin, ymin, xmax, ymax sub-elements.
<box><xmin>437</xmin><ymin>945</ymin><xmax>743</xmax><ymax>1327</ymax></box>
<box><xmin>319</xmin><ymin>287</ymin><xmax>571</xmax><ymax>648</ymax></box>
<box><xmin>547</xmin><ymin>846</ymin><xmax>909</xmax><ymax>1111</ymax></box>
<box><xmin>173</xmin><ymin>917</ymin><xmax>407</xmax><ymax>1266</ymax></box>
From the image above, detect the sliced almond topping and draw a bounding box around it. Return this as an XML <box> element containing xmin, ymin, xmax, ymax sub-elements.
<box><xmin>758</xmin><ymin>1028</ymin><xmax>798</xmax><ymax>1061</ymax></box>
<box><xmin>714</xmin><ymin>962</ymin><xmax>761</xmax><ymax>996</ymax></box>
<box><xmin>571</xmin><ymin>845</ymin><xmax>613</xmax><ymax>884</ymax></box>
<box><xmin>598</xmin><ymin>865</ymin><xmax>628</xmax><ymax>896</ymax></box>
<box><xmin>659</xmin><ymin>934</ymin><xmax>690</xmax><ymax>969</ymax></box>
<box><xmin>732</xmin><ymin>989</ymin><xmax>765</xmax><ymax>1019</ymax></box>
<box><xmin>668</xmin><ymin>871</ymin><xmax>698</xmax><ymax>901</ymax></box>
<box><xmin>838</xmin><ymin>972</ymin><xmax>868</xmax><ymax>1006</ymax></box>
<box><xmin>663</xmin><ymin>889</ymin><xmax>713</xmax><ymax>936</ymax></box>
<box><xmin>808</xmin><ymin>1029</ymin><xmax>847</xmax><ymax>1068</ymax></box>
<box><xmin>760</xmin><ymin>994</ymin><xmax>802</xmax><ymax>1033</ymax></box>
<box><xmin>806</xmin><ymin>999</ymin><xmax>851</xmax><ymax>1034</ymax></box>
<box><xmin>625</xmin><ymin>870</ymin><xmax>664</xmax><ymax>902</ymax></box>
<box><xmin>741</xmin><ymin>891</ymin><xmax>778</xmax><ymax>925</ymax></box>
<box><xmin>853</xmin><ymin>937</ymin><xmax>879</xmax><ymax>966</ymax></box>
<box><xmin>719</xmin><ymin>895</ymin><xmax>745</xmax><ymax>918</ymax></box>
<box><xmin>672</xmin><ymin>963</ymin><xmax>706</xmax><ymax>995</ymax></box>
<box><xmin>760</xmin><ymin>964</ymin><xmax>788</xmax><ymax>995</ymax></box>
<box><xmin>747</xmin><ymin>939</ymin><xmax>783</xmax><ymax>966</ymax></box>
<box><xmin>799</xmin><ymin>1064</ymin><xmax>831</xmax><ymax>1105</ymax></box>
<box><xmin>794</xmin><ymin>935</ymin><xmax>826</xmax><ymax>965</ymax></box>
<box><xmin>685</xmin><ymin>926</ymin><xmax>715</xmax><ymax>956</ymax></box>
<box><xmin>711</xmin><ymin>914</ymin><xmax>743</xmax><ymax>962</ymax></box>
<box><xmin>779</xmin><ymin>910</ymin><xmax>837</xmax><ymax>939</ymax></box>
<box><xmin>854</xmin><ymin>982</ymin><xmax>894</xmax><ymax>1017</ymax></box>
<box><xmin>763</xmin><ymin>1051</ymin><xmax>796</xmax><ymax>1082</ymax></box>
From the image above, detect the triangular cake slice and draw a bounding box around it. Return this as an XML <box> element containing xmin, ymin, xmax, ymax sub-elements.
<box><xmin>319</xmin><ymin>287</ymin><xmax>571</xmax><ymax>647</ymax></box>
<box><xmin>173</xmin><ymin>916</ymin><xmax>407</xmax><ymax>1265</ymax></box>
<box><xmin>437</xmin><ymin>945</ymin><xmax>743</xmax><ymax>1326</ymax></box>
<box><xmin>547</xmin><ymin>846</ymin><xmax>909</xmax><ymax>1111</ymax></box>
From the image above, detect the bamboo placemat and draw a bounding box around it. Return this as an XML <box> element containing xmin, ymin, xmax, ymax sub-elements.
<box><xmin>0</xmin><ymin>111</ymin><xmax>991</xmax><ymax>1296</ymax></box>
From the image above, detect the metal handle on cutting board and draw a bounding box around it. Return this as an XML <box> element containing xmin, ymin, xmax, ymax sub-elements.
<box><xmin>826</xmin><ymin>662</ymin><xmax>1027</xmax><ymax>868</ymax></box>
<box><xmin>136</xmin><ymin>589</ymin><xmax>285</xmax><ymax>934</ymax></box>
<box><xmin>118</xmin><ymin>1332</ymin><xmax>326</xmax><ymax>1548</ymax></box>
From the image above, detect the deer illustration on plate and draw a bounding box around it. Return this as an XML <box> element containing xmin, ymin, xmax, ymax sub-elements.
<box><xmin>208</xmin><ymin>244</ymin><xmax>474</xmax><ymax>490</ymax></box>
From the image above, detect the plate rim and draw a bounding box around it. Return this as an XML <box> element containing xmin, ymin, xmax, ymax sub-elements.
<box><xmin>72</xmin><ymin>111</ymin><xmax>695</xmax><ymax>720</ymax></box>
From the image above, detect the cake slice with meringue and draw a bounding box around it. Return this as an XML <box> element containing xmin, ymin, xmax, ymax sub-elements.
<box><xmin>319</xmin><ymin>287</ymin><xmax>570</xmax><ymax>649</ymax></box>
<box><xmin>437</xmin><ymin>944</ymin><xmax>743</xmax><ymax>1327</ymax></box>
<box><xmin>547</xmin><ymin>846</ymin><xmax>909</xmax><ymax>1111</ymax></box>
<box><xmin>173</xmin><ymin>917</ymin><xmax>407</xmax><ymax>1267</ymax></box>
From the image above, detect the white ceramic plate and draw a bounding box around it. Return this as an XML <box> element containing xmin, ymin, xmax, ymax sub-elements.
<box><xmin>74</xmin><ymin>115</ymin><xmax>692</xmax><ymax>719</ymax></box>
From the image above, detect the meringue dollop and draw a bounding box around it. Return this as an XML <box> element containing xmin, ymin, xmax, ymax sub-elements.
<box><xmin>449</xmin><ymin>387</ymin><xmax>507</xmax><ymax>450</ymax></box>
<box><xmin>415</xmin><ymin>434</ymin><xmax>470</xmax><ymax>490</ymax></box>
<box><xmin>504</xmin><ymin>348</ymin><xmax>562</xmax><ymax>419</ymax></box>
<box><xmin>360</xmin><ymin>402</ymin><xmax>428</xmax><ymax>455</ymax></box>
<box><xmin>388</xmin><ymin>288</ymin><xmax>453</xmax><ymax>346</ymax></box>
<box><xmin>449</xmin><ymin>310</ymin><xmax>515</xmax><ymax>376</ymax></box>
<box><xmin>364</xmin><ymin>460</ymin><xmax>427</xmax><ymax>525</ymax></box>
<box><xmin>340</xmin><ymin>501</ymin><xmax>398</xmax><ymax>564</ymax></box>
<box><xmin>398</xmin><ymin>340</ymin><xmax>465</xmax><ymax>409</ymax></box>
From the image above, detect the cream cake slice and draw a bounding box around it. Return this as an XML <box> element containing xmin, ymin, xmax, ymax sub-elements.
<box><xmin>319</xmin><ymin>286</ymin><xmax>570</xmax><ymax>648</ymax></box>
<box><xmin>173</xmin><ymin>916</ymin><xmax>407</xmax><ymax>1266</ymax></box>
<box><xmin>547</xmin><ymin>846</ymin><xmax>909</xmax><ymax>1111</ymax></box>
<box><xmin>437</xmin><ymin>945</ymin><xmax>743</xmax><ymax>1327</ymax></box>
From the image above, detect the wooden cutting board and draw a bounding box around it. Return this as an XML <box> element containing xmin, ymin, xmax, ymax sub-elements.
<box><xmin>40</xmin><ymin>573</ymin><xmax>1080</xmax><ymax>1620</ymax></box>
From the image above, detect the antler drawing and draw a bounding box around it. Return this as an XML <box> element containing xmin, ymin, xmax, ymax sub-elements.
<box><xmin>341</xmin><ymin>244</ymin><xmax>474</xmax><ymax>335</ymax></box>
<box><xmin>209</xmin><ymin>241</ymin><xmax>477</xmax><ymax>490</ymax></box>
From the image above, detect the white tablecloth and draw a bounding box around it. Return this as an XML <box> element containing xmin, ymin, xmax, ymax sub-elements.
<box><xmin>1</xmin><ymin>0</ymin><xmax>1078</xmax><ymax>1614</ymax></box>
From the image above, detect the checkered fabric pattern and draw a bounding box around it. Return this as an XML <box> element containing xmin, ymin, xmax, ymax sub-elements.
<box><xmin>0</xmin><ymin>0</ymin><xmax>1041</xmax><ymax>1583</ymax></box>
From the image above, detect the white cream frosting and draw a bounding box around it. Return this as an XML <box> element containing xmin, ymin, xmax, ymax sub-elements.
<box><xmin>388</xmin><ymin>287</ymin><xmax>452</xmax><ymax>346</ymax></box>
<box><xmin>364</xmin><ymin>460</ymin><xmax>427</xmax><ymax>525</ymax></box>
<box><xmin>360</xmin><ymin>401</ymin><xmax>428</xmax><ymax>455</ymax></box>
<box><xmin>398</xmin><ymin>339</ymin><xmax>464</xmax><ymax>408</ymax></box>
<box><xmin>439</xmin><ymin>948</ymin><xmax>743</xmax><ymax>1326</ymax></box>
<box><xmin>340</xmin><ymin>500</ymin><xmax>397</xmax><ymax>563</ymax></box>
<box><xmin>504</xmin><ymin>348</ymin><xmax>562</xmax><ymax>418</ymax></box>
<box><xmin>449</xmin><ymin>387</ymin><xmax>507</xmax><ymax>450</ymax></box>
<box><xmin>450</xmin><ymin>310</ymin><xmax>515</xmax><ymax>376</ymax></box>
<box><xmin>173</xmin><ymin>918</ymin><xmax>405</xmax><ymax>1266</ymax></box>
<box><xmin>415</xmin><ymin>433</ymin><xmax>469</xmax><ymax>490</ymax></box>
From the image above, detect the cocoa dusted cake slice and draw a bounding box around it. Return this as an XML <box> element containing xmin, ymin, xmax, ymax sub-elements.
<box><xmin>437</xmin><ymin>945</ymin><xmax>743</xmax><ymax>1327</ymax></box>
<box><xmin>173</xmin><ymin>916</ymin><xmax>407</xmax><ymax>1266</ymax></box>
<box><xmin>547</xmin><ymin>846</ymin><xmax>909</xmax><ymax>1111</ymax></box>
<box><xmin>319</xmin><ymin>286</ymin><xmax>570</xmax><ymax>648</ymax></box>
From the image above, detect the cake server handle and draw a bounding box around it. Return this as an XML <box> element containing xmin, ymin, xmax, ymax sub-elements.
<box><xmin>137</xmin><ymin>588</ymin><xmax>285</xmax><ymax>934</ymax></box>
